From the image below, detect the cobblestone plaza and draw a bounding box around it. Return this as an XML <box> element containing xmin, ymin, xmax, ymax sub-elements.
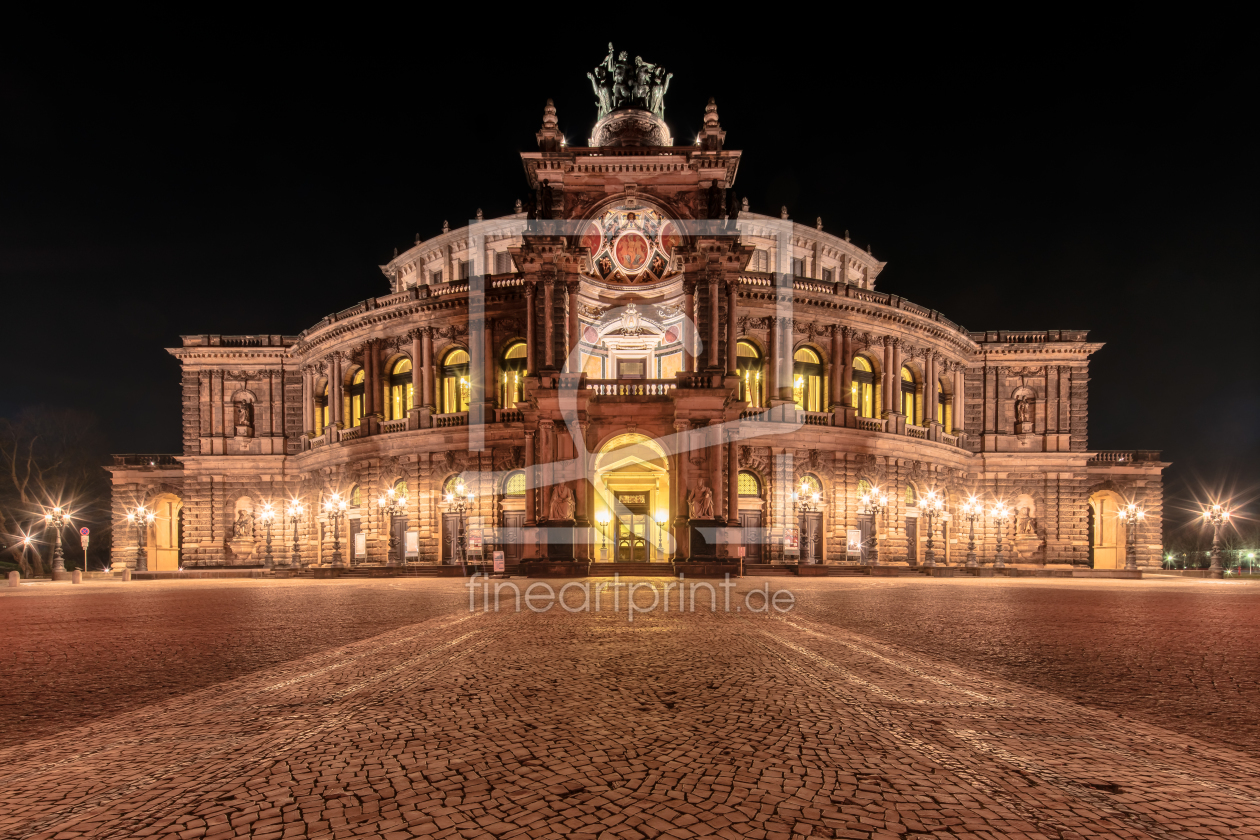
<box><xmin>3</xmin><ymin>576</ymin><xmax>1258</xmax><ymax>839</ymax></box>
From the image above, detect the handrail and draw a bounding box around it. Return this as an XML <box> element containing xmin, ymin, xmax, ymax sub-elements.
<box><xmin>380</xmin><ymin>418</ymin><xmax>408</xmax><ymax>434</ymax></box>
<box><xmin>435</xmin><ymin>412</ymin><xmax>469</xmax><ymax>428</ymax></box>
<box><xmin>587</xmin><ymin>379</ymin><xmax>676</xmax><ymax>396</ymax></box>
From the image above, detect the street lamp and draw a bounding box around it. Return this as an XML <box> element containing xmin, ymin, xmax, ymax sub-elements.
<box><xmin>124</xmin><ymin>505</ymin><xmax>155</xmax><ymax>572</ymax></box>
<box><xmin>287</xmin><ymin>500</ymin><xmax>304</xmax><ymax>567</ymax></box>
<box><xmin>259</xmin><ymin>502</ymin><xmax>276</xmax><ymax>570</ymax></box>
<box><xmin>444</xmin><ymin>481</ymin><xmax>475</xmax><ymax>567</ymax></box>
<box><xmin>1116</xmin><ymin>501</ymin><xmax>1145</xmax><ymax>572</ymax></box>
<box><xmin>323</xmin><ymin>493</ymin><xmax>349</xmax><ymax>567</ymax></box>
<box><xmin>919</xmin><ymin>490</ymin><xmax>946</xmax><ymax>567</ymax></box>
<box><xmin>655</xmin><ymin>509</ymin><xmax>669</xmax><ymax>561</ymax></box>
<box><xmin>792</xmin><ymin>480</ymin><xmax>823</xmax><ymax>564</ymax></box>
<box><xmin>596</xmin><ymin>510</ymin><xmax>611</xmax><ymax>560</ymax></box>
<box><xmin>42</xmin><ymin>505</ymin><xmax>71</xmax><ymax>574</ymax></box>
<box><xmin>990</xmin><ymin>501</ymin><xmax>1010</xmax><ymax>569</ymax></box>
<box><xmin>961</xmin><ymin>496</ymin><xmax>983</xmax><ymax>568</ymax></box>
<box><xmin>377</xmin><ymin>486</ymin><xmax>408</xmax><ymax>565</ymax></box>
<box><xmin>1203</xmin><ymin>503</ymin><xmax>1230</xmax><ymax>579</ymax></box>
<box><xmin>858</xmin><ymin>487</ymin><xmax>888</xmax><ymax>566</ymax></box>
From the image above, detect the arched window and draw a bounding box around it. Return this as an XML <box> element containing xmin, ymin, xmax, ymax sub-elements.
<box><xmin>443</xmin><ymin>474</ymin><xmax>467</xmax><ymax>497</ymax></box>
<box><xmin>737</xmin><ymin>340</ymin><xmax>763</xmax><ymax>407</ymax></box>
<box><xmin>440</xmin><ymin>349</ymin><xmax>471</xmax><ymax>414</ymax></box>
<box><xmin>504</xmin><ymin>471</ymin><xmax>526</xmax><ymax>496</ymax></box>
<box><xmin>501</xmin><ymin>342</ymin><xmax>527</xmax><ymax>408</ymax></box>
<box><xmin>857</xmin><ymin>479</ymin><xmax>872</xmax><ymax>499</ymax></box>
<box><xmin>738</xmin><ymin>470</ymin><xmax>762</xmax><ymax>497</ymax></box>
<box><xmin>349</xmin><ymin>485</ymin><xmax>361</xmax><ymax>507</ymax></box>
<box><xmin>799</xmin><ymin>474</ymin><xmax>822</xmax><ymax>497</ymax></box>
<box><xmin>852</xmin><ymin>356</ymin><xmax>875</xmax><ymax>418</ymax></box>
<box><xmin>793</xmin><ymin>347</ymin><xmax>823</xmax><ymax>412</ymax></box>
<box><xmin>937</xmin><ymin>380</ymin><xmax>946</xmax><ymax>425</ymax></box>
<box><xmin>349</xmin><ymin>370</ymin><xmax>366</xmax><ymax>427</ymax></box>
<box><xmin>394</xmin><ymin>479</ymin><xmax>408</xmax><ymax>496</ymax></box>
<box><xmin>905</xmin><ymin>484</ymin><xmax>917</xmax><ymax>506</ymax></box>
<box><xmin>900</xmin><ymin>366</ymin><xmax>917</xmax><ymax>422</ymax></box>
<box><xmin>389</xmin><ymin>359</ymin><xmax>413</xmax><ymax>420</ymax></box>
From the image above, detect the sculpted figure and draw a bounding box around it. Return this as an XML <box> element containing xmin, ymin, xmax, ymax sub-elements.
<box><xmin>611</xmin><ymin>51</ymin><xmax>632</xmax><ymax>106</ymax></box>
<box><xmin>649</xmin><ymin>68</ymin><xmax>672</xmax><ymax>117</ymax></box>
<box><xmin>236</xmin><ymin>401</ymin><xmax>252</xmax><ymax>428</ymax></box>
<box><xmin>688</xmin><ymin>477</ymin><xmax>715</xmax><ymax>519</ymax></box>
<box><xmin>540</xmin><ymin>180</ymin><xmax>554</xmax><ymax>220</ymax></box>
<box><xmin>587</xmin><ymin>67</ymin><xmax>613</xmax><ymax>118</ymax></box>
<box><xmin>548</xmin><ymin>483</ymin><xmax>575</xmax><ymax>521</ymax></box>
<box><xmin>1015</xmin><ymin>507</ymin><xmax>1031</xmax><ymax>536</ymax></box>
<box><xmin>232</xmin><ymin>509</ymin><xmax>253</xmax><ymax>539</ymax></box>
<box><xmin>1016</xmin><ymin>395</ymin><xmax>1033</xmax><ymax>424</ymax></box>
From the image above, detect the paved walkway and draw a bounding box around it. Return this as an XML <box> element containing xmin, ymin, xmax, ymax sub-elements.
<box><xmin>2</xmin><ymin>577</ymin><xmax>1258</xmax><ymax>839</ymax></box>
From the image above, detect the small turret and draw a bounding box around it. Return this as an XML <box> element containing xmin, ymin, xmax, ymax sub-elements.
<box><xmin>536</xmin><ymin>99</ymin><xmax>565</xmax><ymax>152</ymax></box>
<box><xmin>698</xmin><ymin>97</ymin><xmax>726</xmax><ymax>151</ymax></box>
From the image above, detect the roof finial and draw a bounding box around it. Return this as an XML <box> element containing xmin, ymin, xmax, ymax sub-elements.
<box><xmin>536</xmin><ymin>99</ymin><xmax>565</xmax><ymax>152</ymax></box>
<box><xmin>780</xmin><ymin>206</ymin><xmax>789</xmax><ymax>220</ymax></box>
<box><xmin>816</xmin><ymin>217</ymin><xmax>823</xmax><ymax>231</ymax></box>
<box><xmin>514</xmin><ymin>198</ymin><xmax>523</xmax><ymax>213</ymax></box>
<box><xmin>392</xmin><ymin>247</ymin><xmax>398</xmax><ymax>258</ymax></box>
<box><xmin>741</xmin><ymin>196</ymin><xmax>749</xmax><ymax>212</ymax></box>
<box><xmin>443</xmin><ymin>220</ymin><xmax>450</xmax><ymax>234</ymax></box>
<box><xmin>414</xmin><ymin>232</ymin><xmax>420</xmax><ymax>245</ymax></box>
<box><xmin>475</xmin><ymin>208</ymin><xmax>484</xmax><ymax>222</ymax></box>
<box><xmin>698</xmin><ymin>96</ymin><xmax>726</xmax><ymax>151</ymax></box>
<box><xmin>845</xmin><ymin>229</ymin><xmax>851</xmax><ymax>242</ymax></box>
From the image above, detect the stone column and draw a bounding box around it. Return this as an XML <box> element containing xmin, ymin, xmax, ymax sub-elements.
<box><xmin>575</xmin><ymin>421</ymin><xmax>589</xmax><ymax>526</ymax></box>
<box><xmin>421</xmin><ymin>329</ymin><xmax>435</xmax><ymax>410</ymax></box>
<box><xmin>881</xmin><ymin>338</ymin><xmax>894</xmax><ymax>417</ymax></box>
<box><xmin>211</xmin><ymin>370</ymin><xmax>224</xmax><ymax>436</ymax></box>
<box><xmin>954</xmin><ymin>368</ymin><xmax>966</xmax><ymax>434</ymax></box>
<box><xmin>674</xmin><ymin>420</ymin><xmax>691</xmax><ymax>559</ymax></box>
<box><xmin>726</xmin><ymin>280</ymin><xmax>739</xmax><ymax>375</ymax></box>
<box><xmin>841</xmin><ymin>327</ymin><xmax>853</xmax><ymax>407</ymax></box>
<box><xmin>727</xmin><ymin>429</ymin><xmax>739</xmax><ymax>524</ymax></box>
<box><xmin>995</xmin><ymin>367</ymin><xmax>1006</xmax><ymax>434</ymax></box>
<box><xmin>830</xmin><ymin>327</ymin><xmax>843</xmax><ymax>408</ymax></box>
<box><xmin>683</xmin><ymin>279</ymin><xmax>697</xmax><ymax>373</ymax></box>
<box><xmin>270</xmin><ymin>370</ymin><xmax>282</xmax><ymax>437</ymax></box>
<box><xmin>707</xmin><ymin>275</ymin><xmax>720</xmax><ymax>370</ymax></box>
<box><xmin>566</xmin><ymin>281</ymin><xmax>580</xmax><ymax>371</ymax></box>
<box><xmin>524</xmin><ymin>429</ymin><xmax>537</xmax><ymax>525</ymax></box>
<box><xmin>372</xmin><ymin>340</ymin><xmax>384</xmax><ymax>417</ymax></box>
<box><xmin>302</xmin><ymin>368</ymin><xmax>313</xmax><ymax>436</ymax></box>
<box><xmin>410</xmin><ymin>330</ymin><xmax>423</xmax><ymax>402</ymax></box>
<box><xmin>524</xmin><ymin>282</ymin><xmax>537</xmax><ymax>375</ymax></box>
<box><xmin>331</xmin><ymin>355</ymin><xmax>344</xmax><ymax>428</ymax></box>
<box><xmin>767</xmin><ymin>316</ymin><xmax>779</xmax><ymax>399</ymax></box>
<box><xmin>926</xmin><ymin>353</ymin><xmax>939</xmax><ymax>424</ymax></box>
<box><xmin>891</xmin><ymin>340</ymin><xmax>903</xmax><ymax>413</ymax></box>
<box><xmin>709</xmin><ymin>423</ymin><xmax>723</xmax><ymax>522</ymax></box>
<box><xmin>483</xmin><ymin>316</ymin><xmax>496</xmax><ymax>409</ymax></box>
<box><xmin>543</xmin><ymin>277</ymin><xmax>556</xmax><ymax>369</ymax></box>
<box><xmin>540</xmin><ymin>419</ymin><xmax>554</xmax><ymax>519</ymax></box>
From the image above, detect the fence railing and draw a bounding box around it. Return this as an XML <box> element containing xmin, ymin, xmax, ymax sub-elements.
<box><xmin>588</xmin><ymin>379</ymin><xmax>676</xmax><ymax>396</ymax></box>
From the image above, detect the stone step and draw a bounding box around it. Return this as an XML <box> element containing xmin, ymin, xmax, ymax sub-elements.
<box><xmin>588</xmin><ymin>563</ymin><xmax>675</xmax><ymax>577</ymax></box>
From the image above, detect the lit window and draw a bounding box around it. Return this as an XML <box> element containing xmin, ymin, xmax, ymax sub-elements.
<box><xmin>794</xmin><ymin>347</ymin><xmax>823</xmax><ymax>412</ymax></box>
<box><xmin>349</xmin><ymin>485</ymin><xmax>361</xmax><ymax>507</ymax></box>
<box><xmin>905</xmin><ymin>485</ymin><xmax>917</xmax><ymax>506</ymax></box>
<box><xmin>937</xmin><ymin>381</ymin><xmax>945</xmax><ymax>425</ymax></box>
<box><xmin>350</xmin><ymin>370</ymin><xmax>366</xmax><ymax>427</ymax></box>
<box><xmin>390</xmin><ymin>358</ymin><xmax>414</xmax><ymax>420</ymax></box>
<box><xmin>852</xmin><ymin>355</ymin><xmax>875</xmax><ymax>418</ymax></box>
<box><xmin>857</xmin><ymin>479</ymin><xmax>872</xmax><ymax>498</ymax></box>
<box><xmin>395</xmin><ymin>480</ymin><xmax>407</xmax><ymax>496</ymax></box>
<box><xmin>737</xmin><ymin>340</ymin><xmax>763</xmax><ymax>407</ymax></box>
<box><xmin>504</xmin><ymin>471</ymin><xmax>526</xmax><ymax>496</ymax></box>
<box><xmin>738</xmin><ymin>471</ymin><xmax>761</xmax><ymax>497</ymax></box>
<box><xmin>440</xmin><ymin>349</ymin><xmax>471</xmax><ymax>413</ymax></box>
<box><xmin>901</xmin><ymin>366</ymin><xmax>917</xmax><ymax>422</ymax></box>
<box><xmin>799</xmin><ymin>474</ymin><xmax>822</xmax><ymax>496</ymax></box>
<box><xmin>501</xmin><ymin>342</ymin><xmax>527</xmax><ymax>408</ymax></box>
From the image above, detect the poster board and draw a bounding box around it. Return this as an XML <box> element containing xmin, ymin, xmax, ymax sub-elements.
<box><xmin>405</xmin><ymin>531</ymin><xmax>419</xmax><ymax>557</ymax></box>
<box><xmin>354</xmin><ymin>532</ymin><xmax>366</xmax><ymax>558</ymax></box>
<box><xmin>783</xmin><ymin>527</ymin><xmax>800</xmax><ymax>558</ymax></box>
<box><xmin>467</xmin><ymin>529</ymin><xmax>484</xmax><ymax>555</ymax></box>
<box><xmin>493</xmin><ymin>550</ymin><xmax>505</xmax><ymax>573</ymax></box>
<box><xmin>846</xmin><ymin>529</ymin><xmax>863</xmax><ymax>556</ymax></box>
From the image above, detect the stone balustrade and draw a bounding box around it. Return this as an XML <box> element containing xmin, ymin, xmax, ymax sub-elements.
<box><xmin>588</xmin><ymin>379</ymin><xmax>676</xmax><ymax>397</ymax></box>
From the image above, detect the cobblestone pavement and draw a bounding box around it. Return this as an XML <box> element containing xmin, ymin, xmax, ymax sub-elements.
<box><xmin>2</xmin><ymin>576</ymin><xmax>1258</xmax><ymax>839</ymax></box>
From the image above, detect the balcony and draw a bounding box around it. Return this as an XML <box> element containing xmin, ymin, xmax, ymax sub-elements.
<box><xmin>1088</xmin><ymin>450</ymin><xmax>1163</xmax><ymax>465</ymax></box>
<box><xmin>588</xmin><ymin>379</ymin><xmax>676</xmax><ymax>397</ymax></box>
<box><xmin>112</xmin><ymin>454</ymin><xmax>181</xmax><ymax>468</ymax></box>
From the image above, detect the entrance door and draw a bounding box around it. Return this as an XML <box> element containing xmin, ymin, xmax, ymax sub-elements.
<box><xmin>858</xmin><ymin>513</ymin><xmax>873</xmax><ymax>563</ymax></box>
<box><xmin>442</xmin><ymin>513</ymin><xmax>464</xmax><ymax>563</ymax></box>
<box><xmin>152</xmin><ymin>498</ymin><xmax>181</xmax><ymax>571</ymax></box>
<box><xmin>349</xmin><ymin>519</ymin><xmax>363</xmax><ymax>564</ymax></box>
<box><xmin>906</xmin><ymin>517</ymin><xmax>918</xmax><ymax>565</ymax></box>
<box><xmin>740</xmin><ymin>510</ymin><xmax>763</xmax><ymax>562</ymax></box>
<box><xmin>502</xmin><ymin>512</ymin><xmax>525</xmax><ymax>562</ymax></box>
<box><xmin>798</xmin><ymin>512</ymin><xmax>822</xmax><ymax>563</ymax></box>
<box><xmin>391</xmin><ymin>515</ymin><xmax>407</xmax><ymax>562</ymax></box>
<box><xmin>614</xmin><ymin>492</ymin><xmax>650</xmax><ymax>561</ymax></box>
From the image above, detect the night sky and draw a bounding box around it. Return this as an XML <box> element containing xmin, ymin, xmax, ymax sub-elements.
<box><xmin>2</xmin><ymin>26</ymin><xmax>1254</xmax><ymax>532</ymax></box>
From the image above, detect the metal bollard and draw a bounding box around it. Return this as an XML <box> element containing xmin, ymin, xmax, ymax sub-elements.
<box><xmin>7</xmin><ymin>570</ymin><xmax>18</xmax><ymax>588</ymax></box>
<box><xmin>72</xmin><ymin>570</ymin><xmax>83</xmax><ymax>584</ymax></box>
<box><xmin>122</xmin><ymin>567</ymin><xmax>132</xmax><ymax>582</ymax></box>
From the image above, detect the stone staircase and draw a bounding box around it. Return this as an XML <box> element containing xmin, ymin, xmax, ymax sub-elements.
<box><xmin>743</xmin><ymin>564</ymin><xmax>795</xmax><ymax>577</ymax></box>
<box><xmin>588</xmin><ymin>562</ymin><xmax>676</xmax><ymax>577</ymax></box>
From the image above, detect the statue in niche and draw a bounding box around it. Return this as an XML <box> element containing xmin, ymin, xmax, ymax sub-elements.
<box><xmin>688</xmin><ymin>477</ymin><xmax>715</xmax><ymax>520</ymax></box>
<box><xmin>540</xmin><ymin>180</ymin><xmax>554</xmax><ymax>221</ymax></box>
<box><xmin>231</xmin><ymin>509</ymin><xmax>254</xmax><ymax>539</ymax></box>
<box><xmin>548</xmin><ymin>483</ymin><xmax>575</xmax><ymax>522</ymax></box>
<box><xmin>235</xmin><ymin>400</ymin><xmax>254</xmax><ymax>437</ymax></box>
<box><xmin>1016</xmin><ymin>396</ymin><xmax>1033</xmax><ymax>424</ymax></box>
<box><xmin>707</xmin><ymin>180</ymin><xmax>724</xmax><ymax>219</ymax></box>
<box><xmin>1017</xmin><ymin>507</ymin><xmax>1039</xmax><ymax>535</ymax></box>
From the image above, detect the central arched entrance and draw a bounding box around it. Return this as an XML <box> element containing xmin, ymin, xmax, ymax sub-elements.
<box><xmin>593</xmin><ymin>433</ymin><xmax>671</xmax><ymax>562</ymax></box>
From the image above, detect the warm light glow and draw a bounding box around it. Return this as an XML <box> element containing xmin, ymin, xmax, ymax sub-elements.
<box><xmin>597</xmin><ymin>511</ymin><xmax>611</xmax><ymax>526</ymax></box>
<box><xmin>445</xmin><ymin>493</ymin><xmax>455</xmax><ymax>503</ymax></box>
<box><xmin>260</xmin><ymin>503</ymin><xmax>274</xmax><ymax>522</ymax></box>
<box><xmin>655</xmin><ymin>510</ymin><xmax>668</xmax><ymax>524</ymax></box>
<box><xmin>287</xmin><ymin>500</ymin><xmax>304</xmax><ymax>518</ymax></box>
<box><xmin>991</xmin><ymin>501</ymin><xmax>1009</xmax><ymax>520</ymax></box>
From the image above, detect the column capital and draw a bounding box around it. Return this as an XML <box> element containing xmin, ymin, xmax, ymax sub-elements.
<box><xmin>682</xmin><ymin>278</ymin><xmax>698</xmax><ymax>295</ymax></box>
<box><xmin>523</xmin><ymin>280</ymin><xmax>537</xmax><ymax>298</ymax></box>
<box><xmin>673</xmin><ymin>419</ymin><xmax>690</xmax><ymax>433</ymax></box>
<box><xmin>725</xmin><ymin>278</ymin><xmax>742</xmax><ymax>294</ymax></box>
<box><xmin>524</xmin><ymin>428</ymin><xmax>536</xmax><ymax>439</ymax></box>
<box><xmin>539</xmin><ymin>418</ymin><xmax>555</xmax><ymax>431</ymax></box>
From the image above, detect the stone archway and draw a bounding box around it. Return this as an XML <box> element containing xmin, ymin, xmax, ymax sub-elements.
<box><xmin>1089</xmin><ymin>488</ymin><xmax>1126</xmax><ymax>569</ymax></box>
<box><xmin>593</xmin><ymin>433</ymin><xmax>671</xmax><ymax>561</ymax></box>
<box><xmin>147</xmin><ymin>492</ymin><xmax>183</xmax><ymax>571</ymax></box>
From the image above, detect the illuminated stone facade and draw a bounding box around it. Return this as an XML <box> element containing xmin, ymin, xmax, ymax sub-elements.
<box><xmin>108</xmin><ymin>77</ymin><xmax>1166</xmax><ymax>573</ymax></box>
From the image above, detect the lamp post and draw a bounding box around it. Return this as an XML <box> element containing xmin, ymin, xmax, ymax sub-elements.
<box><xmin>792</xmin><ymin>480</ymin><xmax>822</xmax><ymax>564</ymax></box>
<box><xmin>324</xmin><ymin>493</ymin><xmax>348</xmax><ymax>567</ymax></box>
<box><xmin>655</xmin><ymin>510</ymin><xmax>669</xmax><ymax>561</ymax></box>
<box><xmin>596</xmin><ymin>510</ymin><xmax>611</xmax><ymax>560</ymax></box>
<box><xmin>961</xmin><ymin>496</ymin><xmax>983</xmax><ymax>568</ymax></box>
<box><xmin>1116</xmin><ymin>501</ymin><xmax>1145</xmax><ymax>572</ymax></box>
<box><xmin>124</xmin><ymin>505</ymin><xmax>155</xmax><ymax>572</ymax></box>
<box><xmin>287</xmin><ymin>500</ymin><xmax>304</xmax><ymax>567</ymax></box>
<box><xmin>259</xmin><ymin>502</ymin><xmax>275</xmax><ymax>570</ymax></box>
<box><xmin>43</xmin><ymin>505</ymin><xmax>70</xmax><ymax>574</ymax></box>
<box><xmin>1204</xmin><ymin>503</ymin><xmax>1230</xmax><ymax>579</ymax></box>
<box><xmin>858</xmin><ymin>487</ymin><xmax>888</xmax><ymax>566</ymax></box>
<box><xmin>991</xmin><ymin>501</ymin><xmax>1010</xmax><ymax>569</ymax></box>
<box><xmin>377</xmin><ymin>486</ymin><xmax>408</xmax><ymax>565</ymax></box>
<box><xmin>919</xmin><ymin>490</ymin><xmax>945</xmax><ymax>567</ymax></box>
<box><xmin>444</xmin><ymin>481</ymin><xmax>474</xmax><ymax>568</ymax></box>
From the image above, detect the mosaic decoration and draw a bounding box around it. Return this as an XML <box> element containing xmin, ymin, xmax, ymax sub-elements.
<box><xmin>586</xmin><ymin>204</ymin><xmax>680</xmax><ymax>284</ymax></box>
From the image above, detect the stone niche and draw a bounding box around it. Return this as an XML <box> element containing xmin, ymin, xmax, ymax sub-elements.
<box><xmin>226</xmin><ymin>496</ymin><xmax>259</xmax><ymax>565</ymax></box>
<box><xmin>1011</xmin><ymin>493</ymin><xmax>1045</xmax><ymax>564</ymax></box>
